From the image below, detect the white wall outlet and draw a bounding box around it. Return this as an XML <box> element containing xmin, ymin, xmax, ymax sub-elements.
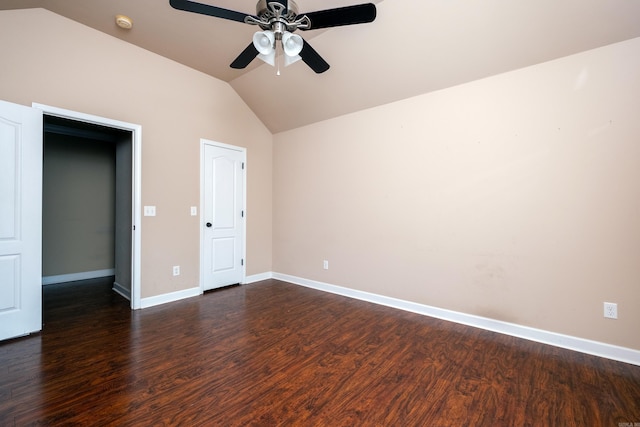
<box><xmin>190</xmin><ymin>206</ymin><xmax>198</xmax><ymax>216</ymax></box>
<box><xmin>323</xmin><ymin>260</ymin><xmax>329</xmax><ymax>270</ymax></box>
<box><xmin>172</xmin><ymin>266</ymin><xmax>180</xmax><ymax>276</ymax></box>
<box><xmin>604</xmin><ymin>302</ymin><xmax>617</xmax><ymax>319</ymax></box>
<box><xmin>144</xmin><ymin>206</ymin><xmax>156</xmax><ymax>216</ymax></box>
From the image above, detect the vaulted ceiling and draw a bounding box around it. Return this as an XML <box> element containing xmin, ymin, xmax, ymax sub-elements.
<box><xmin>2</xmin><ymin>0</ymin><xmax>640</xmax><ymax>133</ymax></box>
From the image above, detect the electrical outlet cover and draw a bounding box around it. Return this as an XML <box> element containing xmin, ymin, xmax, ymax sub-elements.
<box><xmin>144</xmin><ymin>206</ymin><xmax>156</xmax><ymax>216</ymax></box>
<box><xmin>604</xmin><ymin>302</ymin><xmax>618</xmax><ymax>319</ymax></box>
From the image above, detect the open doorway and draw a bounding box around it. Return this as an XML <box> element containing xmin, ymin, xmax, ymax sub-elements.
<box><xmin>36</xmin><ymin>104</ymin><xmax>142</xmax><ymax>309</ymax></box>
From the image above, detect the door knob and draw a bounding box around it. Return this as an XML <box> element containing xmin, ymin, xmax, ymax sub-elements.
<box><xmin>206</xmin><ymin>222</ymin><xmax>212</xmax><ymax>228</ymax></box>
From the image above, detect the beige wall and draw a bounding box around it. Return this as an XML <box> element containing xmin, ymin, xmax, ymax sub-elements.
<box><xmin>43</xmin><ymin>133</ymin><xmax>116</xmax><ymax>276</ymax></box>
<box><xmin>114</xmin><ymin>133</ymin><xmax>133</xmax><ymax>293</ymax></box>
<box><xmin>0</xmin><ymin>8</ymin><xmax>272</xmax><ymax>297</ymax></box>
<box><xmin>273</xmin><ymin>37</ymin><xmax>640</xmax><ymax>350</ymax></box>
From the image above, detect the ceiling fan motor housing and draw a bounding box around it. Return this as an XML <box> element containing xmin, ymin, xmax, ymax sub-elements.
<box><xmin>252</xmin><ymin>0</ymin><xmax>309</xmax><ymax>37</ymax></box>
<box><xmin>256</xmin><ymin>0</ymin><xmax>299</xmax><ymax>19</ymax></box>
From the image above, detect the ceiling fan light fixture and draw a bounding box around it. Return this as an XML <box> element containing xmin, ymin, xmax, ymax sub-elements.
<box><xmin>283</xmin><ymin>54</ymin><xmax>301</xmax><ymax>67</ymax></box>
<box><xmin>282</xmin><ymin>31</ymin><xmax>303</xmax><ymax>57</ymax></box>
<box><xmin>257</xmin><ymin>51</ymin><xmax>276</xmax><ymax>66</ymax></box>
<box><xmin>252</xmin><ymin>30</ymin><xmax>275</xmax><ymax>55</ymax></box>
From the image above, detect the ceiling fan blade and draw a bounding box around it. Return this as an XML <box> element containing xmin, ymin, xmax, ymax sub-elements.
<box><xmin>301</xmin><ymin>3</ymin><xmax>376</xmax><ymax>30</ymax></box>
<box><xmin>230</xmin><ymin>43</ymin><xmax>259</xmax><ymax>69</ymax></box>
<box><xmin>299</xmin><ymin>40</ymin><xmax>330</xmax><ymax>74</ymax></box>
<box><xmin>169</xmin><ymin>0</ymin><xmax>252</xmax><ymax>23</ymax></box>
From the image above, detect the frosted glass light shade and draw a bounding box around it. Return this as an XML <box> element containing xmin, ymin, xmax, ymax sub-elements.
<box><xmin>282</xmin><ymin>32</ymin><xmax>303</xmax><ymax>57</ymax></box>
<box><xmin>253</xmin><ymin>31</ymin><xmax>275</xmax><ymax>55</ymax></box>
<box><xmin>253</xmin><ymin>30</ymin><xmax>276</xmax><ymax>66</ymax></box>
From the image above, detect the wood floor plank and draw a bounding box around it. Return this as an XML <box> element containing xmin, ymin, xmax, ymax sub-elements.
<box><xmin>1</xmin><ymin>278</ymin><xmax>639</xmax><ymax>426</ymax></box>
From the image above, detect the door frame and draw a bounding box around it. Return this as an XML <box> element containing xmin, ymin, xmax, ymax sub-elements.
<box><xmin>34</xmin><ymin>103</ymin><xmax>142</xmax><ymax>309</ymax></box>
<box><xmin>199</xmin><ymin>138</ymin><xmax>246</xmax><ymax>292</ymax></box>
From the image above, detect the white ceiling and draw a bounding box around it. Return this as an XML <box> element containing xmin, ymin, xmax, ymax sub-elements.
<box><xmin>2</xmin><ymin>0</ymin><xmax>640</xmax><ymax>133</ymax></box>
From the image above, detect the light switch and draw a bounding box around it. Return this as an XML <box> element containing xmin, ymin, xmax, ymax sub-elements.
<box><xmin>144</xmin><ymin>206</ymin><xmax>156</xmax><ymax>216</ymax></box>
<box><xmin>190</xmin><ymin>206</ymin><xmax>198</xmax><ymax>216</ymax></box>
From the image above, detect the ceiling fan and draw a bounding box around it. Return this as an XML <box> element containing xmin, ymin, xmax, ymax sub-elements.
<box><xmin>169</xmin><ymin>0</ymin><xmax>377</xmax><ymax>73</ymax></box>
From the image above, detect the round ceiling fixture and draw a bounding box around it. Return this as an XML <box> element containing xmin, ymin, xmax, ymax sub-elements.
<box><xmin>115</xmin><ymin>14</ymin><xmax>133</xmax><ymax>30</ymax></box>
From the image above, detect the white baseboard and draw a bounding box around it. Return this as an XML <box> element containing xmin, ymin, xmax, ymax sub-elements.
<box><xmin>272</xmin><ymin>272</ymin><xmax>640</xmax><ymax>367</ymax></box>
<box><xmin>136</xmin><ymin>271</ymin><xmax>275</xmax><ymax>309</ymax></box>
<box><xmin>42</xmin><ymin>269</ymin><xmax>115</xmax><ymax>285</ymax></box>
<box><xmin>140</xmin><ymin>286</ymin><xmax>201</xmax><ymax>309</ymax></box>
<box><xmin>243</xmin><ymin>272</ymin><xmax>274</xmax><ymax>284</ymax></box>
<box><xmin>112</xmin><ymin>281</ymin><xmax>131</xmax><ymax>300</ymax></box>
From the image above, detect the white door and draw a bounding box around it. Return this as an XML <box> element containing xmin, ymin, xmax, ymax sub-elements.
<box><xmin>202</xmin><ymin>141</ymin><xmax>245</xmax><ymax>291</ymax></box>
<box><xmin>0</xmin><ymin>100</ymin><xmax>42</xmax><ymax>340</ymax></box>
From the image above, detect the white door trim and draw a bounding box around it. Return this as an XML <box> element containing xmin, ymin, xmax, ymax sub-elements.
<box><xmin>199</xmin><ymin>138</ymin><xmax>246</xmax><ymax>292</ymax></box>
<box><xmin>32</xmin><ymin>103</ymin><xmax>142</xmax><ymax>309</ymax></box>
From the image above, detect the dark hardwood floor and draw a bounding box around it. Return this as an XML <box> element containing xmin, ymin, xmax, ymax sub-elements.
<box><xmin>1</xmin><ymin>278</ymin><xmax>639</xmax><ymax>426</ymax></box>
